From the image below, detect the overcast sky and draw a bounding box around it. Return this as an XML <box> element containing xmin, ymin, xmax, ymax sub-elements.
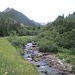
<box><xmin>0</xmin><ymin>0</ymin><xmax>75</xmax><ymax>23</ymax></box>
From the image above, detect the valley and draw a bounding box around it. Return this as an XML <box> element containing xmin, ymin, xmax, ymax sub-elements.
<box><xmin>0</xmin><ymin>7</ymin><xmax>75</xmax><ymax>75</ymax></box>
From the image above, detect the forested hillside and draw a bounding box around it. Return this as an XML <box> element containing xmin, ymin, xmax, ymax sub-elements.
<box><xmin>36</xmin><ymin>13</ymin><xmax>75</xmax><ymax>51</ymax></box>
<box><xmin>32</xmin><ymin>13</ymin><xmax>75</xmax><ymax>72</ymax></box>
<box><xmin>0</xmin><ymin>14</ymin><xmax>41</xmax><ymax>37</ymax></box>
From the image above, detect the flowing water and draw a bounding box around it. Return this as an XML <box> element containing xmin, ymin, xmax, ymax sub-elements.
<box><xmin>24</xmin><ymin>43</ymin><xmax>61</xmax><ymax>75</ymax></box>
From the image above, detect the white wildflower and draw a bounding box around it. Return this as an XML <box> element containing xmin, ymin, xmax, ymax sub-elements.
<box><xmin>3</xmin><ymin>71</ymin><xmax>8</xmax><ymax>75</ymax></box>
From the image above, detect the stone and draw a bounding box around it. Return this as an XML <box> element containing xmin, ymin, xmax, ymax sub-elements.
<box><xmin>35</xmin><ymin>64</ymin><xmax>40</xmax><ymax>67</ymax></box>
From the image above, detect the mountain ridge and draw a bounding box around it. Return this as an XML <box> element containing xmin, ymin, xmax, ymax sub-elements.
<box><xmin>3</xmin><ymin>7</ymin><xmax>14</xmax><ymax>12</ymax></box>
<box><xmin>1</xmin><ymin>7</ymin><xmax>39</xmax><ymax>26</ymax></box>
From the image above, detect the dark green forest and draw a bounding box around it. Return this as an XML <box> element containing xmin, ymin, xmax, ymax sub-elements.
<box><xmin>35</xmin><ymin>13</ymin><xmax>75</xmax><ymax>52</ymax></box>
<box><xmin>0</xmin><ymin>14</ymin><xmax>41</xmax><ymax>37</ymax></box>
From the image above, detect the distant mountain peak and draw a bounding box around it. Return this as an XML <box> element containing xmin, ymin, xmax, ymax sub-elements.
<box><xmin>3</xmin><ymin>7</ymin><xmax>14</xmax><ymax>13</ymax></box>
<box><xmin>1</xmin><ymin>7</ymin><xmax>40</xmax><ymax>26</ymax></box>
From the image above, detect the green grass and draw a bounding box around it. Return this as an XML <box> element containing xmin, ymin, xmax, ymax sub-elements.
<box><xmin>57</xmin><ymin>48</ymin><xmax>75</xmax><ymax>72</ymax></box>
<box><xmin>0</xmin><ymin>38</ymin><xmax>39</xmax><ymax>75</ymax></box>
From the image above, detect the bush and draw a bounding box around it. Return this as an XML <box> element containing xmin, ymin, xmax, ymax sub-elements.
<box><xmin>70</xmin><ymin>47</ymin><xmax>75</xmax><ymax>55</ymax></box>
<box><xmin>57</xmin><ymin>53</ymin><xmax>68</xmax><ymax>60</ymax></box>
<box><xmin>58</xmin><ymin>47</ymin><xmax>72</xmax><ymax>54</ymax></box>
<box><xmin>37</xmin><ymin>39</ymin><xmax>58</xmax><ymax>53</ymax></box>
<box><xmin>65</xmin><ymin>58</ymin><xmax>71</xmax><ymax>63</ymax></box>
<box><xmin>72</xmin><ymin>65</ymin><xmax>75</xmax><ymax>72</ymax></box>
<box><xmin>71</xmin><ymin>57</ymin><xmax>75</xmax><ymax>65</ymax></box>
<box><xmin>7</xmin><ymin>36</ymin><xmax>28</xmax><ymax>55</ymax></box>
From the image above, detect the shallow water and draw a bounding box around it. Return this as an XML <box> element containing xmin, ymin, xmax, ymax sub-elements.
<box><xmin>24</xmin><ymin>43</ymin><xmax>61</xmax><ymax>75</ymax></box>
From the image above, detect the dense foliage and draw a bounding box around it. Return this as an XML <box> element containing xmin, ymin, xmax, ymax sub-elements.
<box><xmin>32</xmin><ymin>13</ymin><xmax>75</xmax><ymax>72</ymax></box>
<box><xmin>34</xmin><ymin>13</ymin><xmax>75</xmax><ymax>52</ymax></box>
<box><xmin>0</xmin><ymin>14</ymin><xmax>41</xmax><ymax>37</ymax></box>
<box><xmin>7</xmin><ymin>35</ymin><xmax>32</xmax><ymax>55</ymax></box>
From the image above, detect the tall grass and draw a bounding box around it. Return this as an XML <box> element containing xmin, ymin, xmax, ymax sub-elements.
<box><xmin>0</xmin><ymin>38</ymin><xmax>39</xmax><ymax>75</ymax></box>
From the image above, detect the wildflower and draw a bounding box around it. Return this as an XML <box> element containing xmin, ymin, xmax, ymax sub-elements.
<box><xmin>3</xmin><ymin>71</ymin><xmax>8</xmax><ymax>75</ymax></box>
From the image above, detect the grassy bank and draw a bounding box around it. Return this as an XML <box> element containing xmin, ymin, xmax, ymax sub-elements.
<box><xmin>0</xmin><ymin>38</ymin><xmax>39</xmax><ymax>75</ymax></box>
<box><xmin>57</xmin><ymin>47</ymin><xmax>75</xmax><ymax>72</ymax></box>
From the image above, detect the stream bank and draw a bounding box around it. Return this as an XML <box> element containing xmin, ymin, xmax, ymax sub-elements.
<box><xmin>23</xmin><ymin>42</ymin><xmax>75</xmax><ymax>75</ymax></box>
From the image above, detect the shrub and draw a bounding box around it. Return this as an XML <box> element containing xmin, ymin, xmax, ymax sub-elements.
<box><xmin>7</xmin><ymin>36</ymin><xmax>28</xmax><ymax>55</ymax></box>
<box><xmin>65</xmin><ymin>58</ymin><xmax>71</xmax><ymax>63</ymax></box>
<box><xmin>57</xmin><ymin>53</ymin><xmax>68</xmax><ymax>60</ymax></box>
<box><xmin>37</xmin><ymin>39</ymin><xmax>58</xmax><ymax>53</ymax></box>
<box><xmin>72</xmin><ymin>65</ymin><xmax>75</xmax><ymax>72</ymax></box>
<box><xmin>58</xmin><ymin>47</ymin><xmax>72</xmax><ymax>54</ymax></box>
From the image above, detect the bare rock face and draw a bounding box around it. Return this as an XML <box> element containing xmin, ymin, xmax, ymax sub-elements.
<box><xmin>3</xmin><ymin>7</ymin><xmax>13</xmax><ymax>13</ymax></box>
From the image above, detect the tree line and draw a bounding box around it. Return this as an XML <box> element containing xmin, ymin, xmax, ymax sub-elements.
<box><xmin>0</xmin><ymin>14</ymin><xmax>41</xmax><ymax>37</ymax></box>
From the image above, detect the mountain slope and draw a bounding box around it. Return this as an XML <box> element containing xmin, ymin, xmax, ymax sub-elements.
<box><xmin>2</xmin><ymin>8</ymin><xmax>36</xmax><ymax>26</ymax></box>
<box><xmin>0</xmin><ymin>38</ymin><xmax>39</xmax><ymax>75</ymax></box>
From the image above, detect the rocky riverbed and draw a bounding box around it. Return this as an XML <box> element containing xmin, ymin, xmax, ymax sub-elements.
<box><xmin>23</xmin><ymin>43</ymin><xmax>75</xmax><ymax>75</ymax></box>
